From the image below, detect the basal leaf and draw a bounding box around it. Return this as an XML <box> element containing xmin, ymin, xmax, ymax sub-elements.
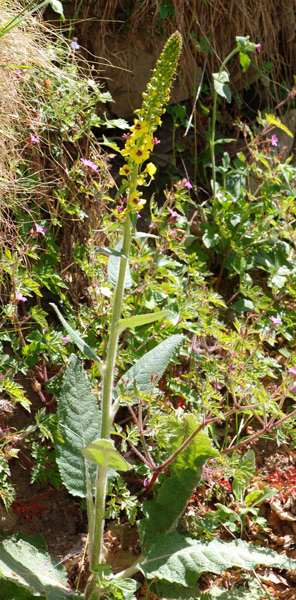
<box><xmin>56</xmin><ymin>355</ymin><xmax>101</xmax><ymax>497</ymax></box>
<box><xmin>115</xmin><ymin>334</ymin><xmax>184</xmax><ymax>399</ymax></box>
<box><xmin>82</xmin><ymin>439</ymin><xmax>131</xmax><ymax>472</ymax></box>
<box><xmin>0</xmin><ymin>537</ymin><xmax>81</xmax><ymax>600</ymax></box>
<box><xmin>108</xmin><ymin>240</ymin><xmax>132</xmax><ymax>288</ymax></box>
<box><xmin>140</xmin><ymin>532</ymin><xmax>296</xmax><ymax>586</ymax></box>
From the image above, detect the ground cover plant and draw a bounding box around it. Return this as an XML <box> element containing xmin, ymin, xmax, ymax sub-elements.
<box><xmin>2</xmin><ymin>3</ymin><xmax>296</xmax><ymax>600</ymax></box>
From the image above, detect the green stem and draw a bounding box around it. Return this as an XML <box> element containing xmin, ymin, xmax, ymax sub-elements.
<box><xmin>210</xmin><ymin>47</ymin><xmax>238</xmax><ymax>212</ymax></box>
<box><xmin>89</xmin><ymin>166</ymin><xmax>138</xmax><ymax>572</ymax></box>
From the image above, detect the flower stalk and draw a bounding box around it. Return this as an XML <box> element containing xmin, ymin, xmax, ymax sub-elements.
<box><xmin>86</xmin><ymin>31</ymin><xmax>182</xmax><ymax>593</ymax></box>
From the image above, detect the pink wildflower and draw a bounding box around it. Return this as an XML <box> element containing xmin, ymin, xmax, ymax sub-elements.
<box><xmin>29</xmin><ymin>133</ymin><xmax>39</xmax><ymax>144</ymax></box>
<box><xmin>270</xmin><ymin>315</ymin><xmax>282</xmax><ymax>326</ymax></box>
<box><xmin>62</xmin><ymin>336</ymin><xmax>70</xmax><ymax>343</ymax></box>
<box><xmin>288</xmin><ymin>367</ymin><xmax>296</xmax><ymax>376</ymax></box>
<box><xmin>35</xmin><ymin>223</ymin><xmax>48</xmax><ymax>236</ymax></box>
<box><xmin>15</xmin><ymin>291</ymin><xmax>27</xmax><ymax>302</ymax></box>
<box><xmin>256</xmin><ymin>43</ymin><xmax>262</xmax><ymax>52</ymax></box>
<box><xmin>182</xmin><ymin>178</ymin><xmax>193</xmax><ymax>189</ymax></box>
<box><xmin>80</xmin><ymin>158</ymin><xmax>98</xmax><ymax>172</ymax></box>
<box><xmin>153</xmin><ymin>137</ymin><xmax>160</xmax><ymax>145</ymax></box>
<box><xmin>271</xmin><ymin>134</ymin><xmax>278</xmax><ymax>147</ymax></box>
<box><xmin>169</xmin><ymin>208</ymin><xmax>181</xmax><ymax>218</ymax></box>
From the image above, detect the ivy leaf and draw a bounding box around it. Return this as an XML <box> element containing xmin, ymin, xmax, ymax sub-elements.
<box><xmin>56</xmin><ymin>355</ymin><xmax>101</xmax><ymax>497</ymax></box>
<box><xmin>115</xmin><ymin>334</ymin><xmax>184</xmax><ymax>399</ymax></box>
<box><xmin>213</xmin><ymin>71</ymin><xmax>231</xmax><ymax>103</ymax></box>
<box><xmin>140</xmin><ymin>532</ymin><xmax>296</xmax><ymax>586</ymax></box>
<box><xmin>82</xmin><ymin>439</ymin><xmax>131</xmax><ymax>472</ymax></box>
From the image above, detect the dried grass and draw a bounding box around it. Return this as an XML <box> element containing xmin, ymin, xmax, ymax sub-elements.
<box><xmin>88</xmin><ymin>0</ymin><xmax>296</xmax><ymax>103</ymax></box>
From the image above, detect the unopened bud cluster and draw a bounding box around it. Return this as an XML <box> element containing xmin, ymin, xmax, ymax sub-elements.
<box><xmin>120</xmin><ymin>31</ymin><xmax>182</xmax><ymax>212</ymax></box>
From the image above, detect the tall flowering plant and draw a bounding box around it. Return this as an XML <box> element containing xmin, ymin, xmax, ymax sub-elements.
<box><xmin>85</xmin><ymin>31</ymin><xmax>182</xmax><ymax>597</ymax></box>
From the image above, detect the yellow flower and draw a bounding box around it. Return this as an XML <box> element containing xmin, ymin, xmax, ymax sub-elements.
<box><xmin>130</xmin><ymin>120</ymin><xmax>149</xmax><ymax>138</ymax></box>
<box><xmin>146</xmin><ymin>162</ymin><xmax>157</xmax><ymax>177</ymax></box>
<box><xmin>128</xmin><ymin>191</ymin><xmax>146</xmax><ymax>210</ymax></box>
<box><xmin>119</xmin><ymin>164</ymin><xmax>131</xmax><ymax>176</ymax></box>
<box><xmin>129</xmin><ymin>144</ymin><xmax>151</xmax><ymax>164</ymax></box>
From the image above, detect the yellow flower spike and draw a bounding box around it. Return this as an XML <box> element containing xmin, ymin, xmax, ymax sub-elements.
<box><xmin>146</xmin><ymin>162</ymin><xmax>157</xmax><ymax>177</ymax></box>
<box><xmin>129</xmin><ymin>145</ymin><xmax>151</xmax><ymax>164</ymax></box>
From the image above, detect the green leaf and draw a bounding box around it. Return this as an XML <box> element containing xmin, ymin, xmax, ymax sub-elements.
<box><xmin>49</xmin><ymin>0</ymin><xmax>64</xmax><ymax>19</ymax></box>
<box><xmin>265</xmin><ymin>113</ymin><xmax>293</xmax><ymax>137</ymax></box>
<box><xmin>108</xmin><ymin>240</ymin><xmax>132</xmax><ymax>288</ymax></box>
<box><xmin>56</xmin><ymin>355</ymin><xmax>101</xmax><ymax>497</ymax></box>
<box><xmin>167</xmin><ymin>415</ymin><xmax>218</xmax><ymax>476</ymax></box>
<box><xmin>213</xmin><ymin>71</ymin><xmax>231</xmax><ymax>103</ymax></box>
<box><xmin>236</xmin><ymin>35</ymin><xmax>250</xmax><ymax>49</ymax></box>
<box><xmin>104</xmin><ymin>116</ymin><xmax>129</xmax><ymax>130</ymax></box>
<box><xmin>118</xmin><ymin>310</ymin><xmax>171</xmax><ymax>332</ymax></box>
<box><xmin>115</xmin><ymin>334</ymin><xmax>184</xmax><ymax>399</ymax></box>
<box><xmin>239</xmin><ymin>52</ymin><xmax>250</xmax><ymax>72</ymax></box>
<box><xmin>96</xmin><ymin>247</ymin><xmax>126</xmax><ymax>258</ymax></box>
<box><xmin>82</xmin><ymin>439</ymin><xmax>131</xmax><ymax>472</ymax></box>
<box><xmin>102</xmin><ymin>135</ymin><xmax>121</xmax><ymax>152</ymax></box>
<box><xmin>50</xmin><ymin>304</ymin><xmax>103</xmax><ymax>368</ymax></box>
<box><xmin>140</xmin><ymin>532</ymin><xmax>296</xmax><ymax>586</ymax></box>
<box><xmin>232</xmin><ymin>298</ymin><xmax>254</xmax><ymax>312</ymax></box>
<box><xmin>0</xmin><ymin>536</ymin><xmax>79</xmax><ymax>600</ymax></box>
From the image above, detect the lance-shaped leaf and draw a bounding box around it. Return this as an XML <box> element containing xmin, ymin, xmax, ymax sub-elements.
<box><xmin>108</xmin><ymin>239</ymin><xmax>132</xmax><ymax>288</ymax></box>
<box><xmin>82</xmin><ymin>439</ymin><xmax>131</xmax><ymax>472</ymax></box>
<box><xmin>117</xmin><ymin>310</ymin><xmax>171</xmax><ymax>332</ymax></box>
<box><xmin>50</xmin><ymin>303</ymin><xmax>103</xmax><ymax>370</ymax></box>
<box><xmin>115</xmin><ymin>334</ymin><xmax>184</xmax><ymax>399</ymax></box>
<box><xmin>56</xmin><ymin>355</ymin><xmax>101</xmax><ymax>497</ymax></box>
<box><xmin>0</xmin><ymin>536</ymin><xmax>81</xmax><ymax>600</ymax></box>
<box><xmin>140</xmin><ymin>532</ymin><xmax>296</xmax><ymax>586</ymax></box>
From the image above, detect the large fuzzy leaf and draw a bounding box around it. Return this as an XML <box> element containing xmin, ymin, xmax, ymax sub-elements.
<box><xmin>115</xmin><ymin>334</ymin><xmax>184</xmax><ymax>399</ymax></box>
<box><xmin>0</xmin><ymin>537</ymin><xmax>81</xmax><ymax>600</ymax></box>
<box><xmin>56</xmin><ymin>355</ymin><xmax>101</xmax><ymax>497</ymax></box>
<box><xmin>140</xmin><ymin>532</ymin><xmax>296</xmax><ymax>586</ymax></box>
<box><xmin>138</xmin><ymin>427</ymin><xmax>217</xmax><ymax>547</ymax></box>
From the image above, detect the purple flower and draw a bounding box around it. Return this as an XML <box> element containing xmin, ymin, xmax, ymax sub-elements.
<box><xmin>35</xmin><ymin>223</ymin><xmax>48</xmax><ymax>236</ymax></box>
<box><xmin>15</xmin><ymin>68</ymin><xmax>22</xmax><ymax>76</ymax></box>
<box><xmin>80</xmin><ymin>158</ymin><xmax>98</xmax><ymax>172</ymax></box>
<box><xmin>153</xmin><ymin>137</ymin><xmax>160</xmax><ymax>145</ymax></box>
<box><xmin>29</xmin><ymin>133</ymin><xmax>39</xmax><ymax>144</ymax></box>
<box><xmin>15</xmin><ymin>291</ymin><xmax>27</xmax><ymax>302</ymax></box>
<box><xmin>270</xmin><ymin>315</ymin><xmax>282</xmax><ymax>326</ymax></box>
<box><xmin>169</xmin><ymin>208</ymin><xmax>181</xmax><ymax>219</ymax></box>
<box><xmin>143</xmin><ymin>478</ymin><xmax>149</xmax><ymax>487</ymax></box>
<box><xmin>288</xmin><ymin>367</ymin><xmax>296</xmax><ymax>376</ymax></box>
<box><xmin>183</xmin><ymin>178</ymin><xmax>193</xmax><ymax>189</ymax></box>
<box><xmin>256</xmin><ymin>43</ymin><xmax>262</xmax><ymax>52</ymax></box>
<box><xmin>70</xmin><ymin>40</ymin><xmax>80</xmax><ymax>50</ymax></box>
<box><xmin>62</xmin><ymin>336</ymin><xmax>70</xmax><ymax>343</ymax></box>
<box><xmin>271</xmin><ymin>134</ymin><xmax>278</xmax><ymax>147</ymax></box>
